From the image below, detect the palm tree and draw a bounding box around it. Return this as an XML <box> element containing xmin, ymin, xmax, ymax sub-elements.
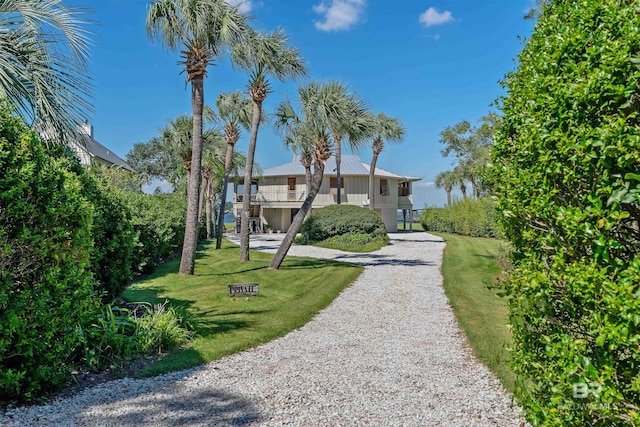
<box><xmin>201</xmin><ymin>145</ymin><xmax>225</xmax><ymax>239</ymax></box>
<box><xmin>274</xmin><ymin>98</ymin><xmax>313</xmax><ymax>197</ymax></box>
<box><xmin>214</xmin><ymin>91</ymin><xmax>253</xmax><ymax>249</ymax></box>
<box><xmin>435</xmin><ymin>170</ymin><xmax>456</xmax><ymax>206</ymax></box>
<box><xmin>146</xmin><ymin>0</ymin><xmax>249</xmax><ymax>274</ymax></box>
<box><xmin>320</xmin><ymin>82</ymin><xmax>372</xmax><ymax>204</ymax></box>
<box><xmin>231</xmin><ymin>28</ymin><xmax>306</xmax><ymax>262</ymax></box>
<box><xmin>453</xmin><ymin>165</ymin><xmax>468</xmax><ymax>200</ymax></box>
<box><xmin>368</xmin><ymin>113</ymin><xmax>405</xmax><ymax>211</ymax></box>
<box><xmin>0</xmin><ymin>0</ymin><xmax>93</xmax><ymax>145</ymax></box>
<box><xmin>269</xmin><ymin>82</ymin><xmax>339</xmax><ymax>270</ymax></box>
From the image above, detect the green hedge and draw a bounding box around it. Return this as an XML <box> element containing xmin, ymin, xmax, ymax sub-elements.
<box><xmin>0</xmin><ymin>107</ymin><xmax>99</xmax><ymax>399</ymax></box>
<box><xmin>490</xmin><ymin>1</ymin><xmax>640</xmax><ymax>424</ymax></box>
<box><xmin>80</xmin><ymin>166</ymin><xmax>135</xmax><ymax>301</ymax></box>
<box><xmin>300</xmin><ymin>204</ymin><xmax>387</xmax><ymax>243</ymax></box>
<box><xmin>122</xmin><ymin>192</ymin><xmax>187</xmax><ymax>275</ymax></box>
<box><xmin>420</xmin><ymin>198</ymin><xmax>500</xmax><ymax>238</ymax></box>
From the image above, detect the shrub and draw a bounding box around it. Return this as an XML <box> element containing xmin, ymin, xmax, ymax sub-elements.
<box><xmin>0</xmin><ymin>107</ymin><xmax>99</xmax><ymax>399</ymax></box>
<box><xmin>122</xmin><ymin>193</ymin><xmax>187</xmax><ymax>274</ymax></box>
<box><xmin>317</xmin><ymin>233</ymin><xmax>389</xmax><ymax>253</ymax></box>
<box><xmin>489</xmin><ymin>1</ymin><xmax>640</xmax><ymax>424</ymax></box>
<box><xmin>74</xmin><ymin>302</ymin><xmax>194</xmax><ymax>372</ymax></box>
<box><xmin>76</xmin><ymin>305</ymin><xmax>138</xmax><ymax>372</ymax></box>
<box><xmin>420</xmin><ymin>198</ymin><xmax>500</xmax><ymax>238</ymax></box>
<box><xmin>135</xmin><ymin>301</ymin><xmax>195</xmax><ymax>354</ymax></box>
<box><xmin>300</xmin><ymin>205</ymin><xmax>387</xmax><ymax>242</ymax></box>
<box><xmin>78</xmin><ymin>165</ymin><xmax>135</xmax><ymax>300</ymax></box>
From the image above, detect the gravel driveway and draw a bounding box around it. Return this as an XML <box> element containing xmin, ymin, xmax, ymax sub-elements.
<box><xmin>2</xmin><ymin>232</ymin><xmax>523</xmax><ymax>426</ymax></box>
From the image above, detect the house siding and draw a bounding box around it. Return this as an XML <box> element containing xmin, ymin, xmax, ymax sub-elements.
<box><xmin>232</xmin><ymin>155</ymin><xmax>419</xmax><ymax>234</ymax></box>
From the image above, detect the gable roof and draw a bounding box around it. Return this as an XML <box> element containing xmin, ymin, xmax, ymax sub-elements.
<box><xmin>262</xmin><ymin>154</ymin><xmax>420</xmax><ymax>182</ymax></box>
<box><xmin>78</xmin><ymin>133</ymin><xmax>135</xmax><ymax>172</ymax></box>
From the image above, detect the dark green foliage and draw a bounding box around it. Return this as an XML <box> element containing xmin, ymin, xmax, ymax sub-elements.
<box><xmin>75</xmin><ymin>302</ymin><xmax>194</xmax><ymax>372</ymax></box>
<box><xmin>300</xmin><ymin>204</ymin><xmax>387</xmax><ymax>243</ymax></box>
<box><xmin>80</xmin><ymin>166</ymin><xmax>135</xmax><ymax>301</ymax></box>
<box><xmin>122</xmin><ymin>192</ymin><xmax>187</xmax><ymax>274</ymax></box>
<box><xmin>489</xmin><ymin>1</ymin><xmax>640</xmax><ymax>424</ymax></box>
<box><xmin>0</xmin><ymin>106</ymin><xmax>98</xmax><ymax>399</ymax></box>
<box><xmin>420</xmin><ymin>199</ymin><xmax>500</xmax><ymax>238</ymax></box>
<box><xmin>316</xmin><ymin>233</ymin><xmax>389</xmax><ymax>253</ymax></box>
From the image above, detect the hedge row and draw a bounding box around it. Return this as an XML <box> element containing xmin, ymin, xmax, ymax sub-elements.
<box><xmin>490</xmin><ymin>0</ymin><xmax>640</xmax><ymax>424</ymax></box>
<box><xmin>0</xmin><ymin>106</ymin><xmax>187</xmax><ymax>399</ymax></box>
<box><xmin>420</xmin><ymin>198</ymin><xmax>500</xmax><ymax>238</ymax></box>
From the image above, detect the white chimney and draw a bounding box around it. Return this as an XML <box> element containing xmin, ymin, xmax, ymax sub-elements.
<box><xmin>77</xmin><ymin>119</ymin><xmax>94</xmax><ymax>138</ymax></box>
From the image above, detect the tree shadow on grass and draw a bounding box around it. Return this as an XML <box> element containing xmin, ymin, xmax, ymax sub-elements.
<box><xmin>279</xmin><ymin>257</ymin><xmax>359</xmax><ymax>270</ymax></box>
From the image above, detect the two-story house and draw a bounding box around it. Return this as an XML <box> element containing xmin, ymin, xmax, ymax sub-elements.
<box><xmin>232</xmin><ymin>154</ymin><xmax>420</xmax><ymax>233</ymax></box>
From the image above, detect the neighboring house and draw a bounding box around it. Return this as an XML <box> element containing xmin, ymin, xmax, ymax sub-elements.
<box><xmin>70</xmin><ymin>120</ymin><xmax>135</xmax><ymax>172</ymax></box>
<box><xmin>232</xmin><ymin>154</ymin><xmax>420</xmax><ymax>233</ymax></box>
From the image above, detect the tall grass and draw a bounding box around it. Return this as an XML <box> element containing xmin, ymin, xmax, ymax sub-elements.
<box><xmin>421</xmin><ymin>198</ymin><xmax>501</xmax><ymax>238</ymax></box>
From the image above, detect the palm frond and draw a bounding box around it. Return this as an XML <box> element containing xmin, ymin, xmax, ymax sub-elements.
<box><xmin>0</xmin><ymin>0</ymin><xmax>94</xmax><ymax>145</ymax></box>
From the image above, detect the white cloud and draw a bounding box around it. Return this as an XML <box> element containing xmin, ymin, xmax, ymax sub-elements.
<box><xmin>313</xmin><ymin>0</ymin><xmax>366</xmax><ymax>32</ymax></box>
<box><xmin>419</xmin><ymin>7</ymin><xmax>454</xmax><ymax>27</ymax></box>
<box><xmin>415</xmin><ymin>181</ymin><xmax>435</xmax><ymax>188</ymax></box>
<box><xmin>226</xmin><ymin>0</ymin><xmax>253</xmax><ymax>13</ymax></box>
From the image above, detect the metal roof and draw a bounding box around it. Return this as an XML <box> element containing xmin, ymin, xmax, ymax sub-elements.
<box><xmin>262</xmin><ymin>154</ymin><xmax>420</xmax><ymax>182</ymax></box>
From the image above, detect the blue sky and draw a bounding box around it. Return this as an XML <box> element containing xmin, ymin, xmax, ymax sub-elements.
<box><xmin>67</xmin><ymin>0</ymin><xmax>535</xmax><ymax>206</ymax></box>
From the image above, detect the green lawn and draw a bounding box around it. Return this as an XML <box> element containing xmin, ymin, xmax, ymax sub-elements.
<box><xmin>431</xmin><ymin>232</ymin><xmax>515</xmax><ymax>392</ymax></box>
<box><xmin>124</xmin><ymin>239</ymin><xmax>363</xmax><ymax>376</ymax></box>
<box><xmin>397</xmin><ymin>222</ymin><xmax>424</xmax><ymax>232</ymax></box>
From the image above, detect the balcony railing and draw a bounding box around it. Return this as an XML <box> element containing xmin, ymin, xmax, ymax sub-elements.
<box><xmin>234</xmin><ymin>194</ymin><xmax>257</xmax><ymax>203</ymax></box>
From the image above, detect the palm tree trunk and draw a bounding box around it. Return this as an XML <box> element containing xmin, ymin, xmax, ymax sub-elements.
<box><xmin>240</xmin><ymin>100</ymin><xmax>263</xmax><ymax>262</ymax></box>
<box><xmin>269</xmin><ymin>161</ymin><xmax>325</xmax><ymax>269</ymax></box>
<box><xmin>305</xmin><ymin>165</ymin><xmax>312</xmax><ymax>196</ymax></box>
<box><xmin>369</xmin><ymin>150</ymin><xmax>379</xmax><ymax>211</ymax></box>
<box><xmin>460</xmin><ymin>183</ymin><xmax>467</xmax><ymax>200</ymax></box>
<box><xmin>446</xmin><ymin>190</ymin><xmax>452</xmax><ymax>206</ymax></box>
<box><xmin>216</xmin><ymin>143</ymin><xmax>234</xmax><ymax>249</ymax></box>
<box><xmin>179</xmin><ymin>77</ymin><xmax>204</xmax><ymax>275</ymax></box>
<box><xmin>198</xmin><ymin>175</ymin><xmax>206</xmax><ymax>228</ymax></box>
<box><xmin>205</xmin><ymin>181</ymin><xmax>213</xmax><ymax>239</ymax></box>
<box><xmin>335</xmin><ymin>135</ymin><xmax>342</xmax><ymax>204</ymax></box>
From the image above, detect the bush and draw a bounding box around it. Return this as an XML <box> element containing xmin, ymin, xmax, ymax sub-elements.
<box><xmin>79</xmin><ymin>165</ymin><xmax>135</xmax><ymax>300</ymax></box>
<box><xmin>122</xmin><ymin>193</ymin><xmax>187</xmax><ymax>274</ymax></box>
<box><xmin>420</xmin><ymin>198</ymin><xmax>500</xmax><ymax>238</ymax></box>
<box><xmin>300</xmin><ymin>205</ymin><xmax>387</xmax><ymax>242</ymax></box>
<box><xmin>75</xmin><ymin>302</ymin><xmax>194</xmax><ymax>372</ymax></box>
<box><xmin>490</xmin><ymin>1</ymin><xmax>640</xmax><ymax>424</ymax></box>
<box><xmin>0</xmin><ymin>107</ymin><xmax>99</xmax><ymax>399</ymax></box>
<box><xmin>317</xmin><ymin>233</ymin><xmax>389</xmax><ymax>253</ymax></box>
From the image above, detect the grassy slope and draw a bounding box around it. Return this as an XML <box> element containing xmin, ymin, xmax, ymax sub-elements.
<box><xmin>431</xmin><ymin>232</ymin><xmax>515</xmax><ymax>392</ymax></box>
<box><xmin>124</xmin><ymin>240</ymin><xmax>362</xmax><ymax>376</ymax></box>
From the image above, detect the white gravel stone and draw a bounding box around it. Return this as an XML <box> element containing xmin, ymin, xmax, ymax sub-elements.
<box><xmin>1</xmin><ymin>232</ymin><xmax>525</xmax><ymax>426</ymax></box>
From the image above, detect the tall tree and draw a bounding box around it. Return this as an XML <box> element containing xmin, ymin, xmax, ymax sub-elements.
<box><xmin>215</xmin><ymin>91</ymin><xmax>253</xmax><ymax>249</ymax></box>
<box><xmin>231</xmin><ymin>28</ymin><xmax>306</xmax><ymax>262</ymax></box>
<box><xmin>269</xmin><ymin>82</ymin><xmax>335</xmax><ymax>270</ymax></box>
<box><xmin>452</xmin><ymin>164</ymin><xmax>468</xmax><ymax>200</ymax></box>
<box><xmin>0</xmin><ymin>0</ymin><xmax>93</xmax><ymax>145</ymax></box>
<box><xmin>438</xmin><ymin>114</ymin><xmax>497</xmax><ymax>199</ymax></box>
<box><xmin>435</xmin><ymin>170</ymin><xmax>456</xmax><ymax>206</ymax></box>
<box><xmin>321</xmin><ymin>82</ymin><xmax>372</xmax><ymax>204</ymax></box>
<box><xmin>368</xmin><ymin>113</ymin><xmax>405</xmax><ymax>211</ymax></box>
<box><xmin>146</xmin><ymin>0</ymin><xmax>249</xmax><ymax>274</ymax></box>
<box><xmin>274</xmin><ymin>98</ymin><xmax>313</xmax><ymax>197</ymax></box>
